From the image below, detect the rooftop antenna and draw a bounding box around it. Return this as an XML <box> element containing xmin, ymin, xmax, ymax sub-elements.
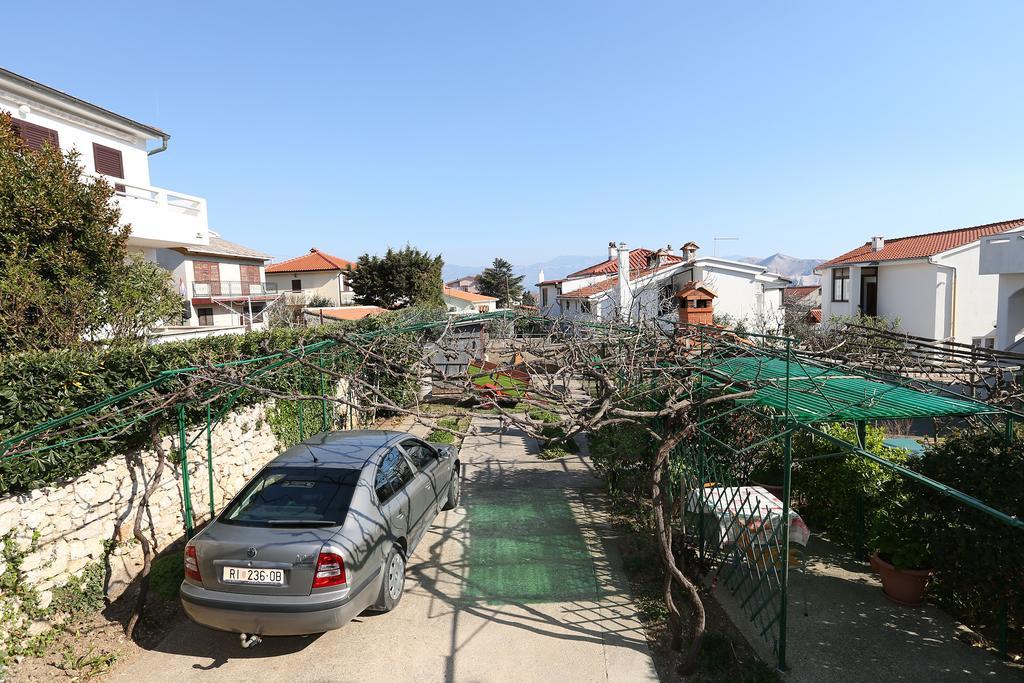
<box><xmin>713</xmin><ymin>237</ymin><xmax>739</xmax><ymax>257</ymax></box>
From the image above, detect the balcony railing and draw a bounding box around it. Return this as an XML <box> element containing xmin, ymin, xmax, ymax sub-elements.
<box><xmin>193</xmin><ymin>281</ymin><xmax>280</xmax><ymax>297</ymax></box>
<box><xmin>92</xmin><ymin>174</ymin><xmax>210</xmax><ymax>247</ymax></box>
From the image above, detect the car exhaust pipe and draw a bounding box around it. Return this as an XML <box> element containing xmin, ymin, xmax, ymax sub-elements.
<box><xmin>240</xmin><ymin>633</ymin><xmax>262</xmax><ymax>649</ymax></box>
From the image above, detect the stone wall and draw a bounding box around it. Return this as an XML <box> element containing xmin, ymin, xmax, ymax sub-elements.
<box><xmin>0</xmin><ymin>402</ymin><xmax>282</xmax><ymax>606</ymax></box>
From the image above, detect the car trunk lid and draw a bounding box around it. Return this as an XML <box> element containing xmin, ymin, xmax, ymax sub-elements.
<box><xmin>192</xmin><ymin>522</ymin><xmax>340</xmax><ymax>596</ymax></box>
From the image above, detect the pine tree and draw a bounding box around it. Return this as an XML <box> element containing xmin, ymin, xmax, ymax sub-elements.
<box><xmin>478</xmin><ymin>258</ymin><xmax>524</xmax><ymax>307</ymax></box>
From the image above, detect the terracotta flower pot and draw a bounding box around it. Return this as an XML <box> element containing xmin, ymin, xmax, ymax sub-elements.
<box><xmin>870</xmin><ymin>553</ymin><xmax>931</xmax><ymax>606</ymax></box>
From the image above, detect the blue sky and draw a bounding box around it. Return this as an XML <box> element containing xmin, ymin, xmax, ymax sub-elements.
<box><xmin>5</xmin><ymin>2</ymin><xmax>1024</xmax><ymax>267</ymax></box>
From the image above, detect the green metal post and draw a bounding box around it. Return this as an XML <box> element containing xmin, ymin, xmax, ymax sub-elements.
<box><xmin>997</xmin><ymin>599</ymin><xmax>1008</xmax><ymax>660</ymax></box>
<box><xmin>855</xmin><ymin>420</ymin><xmax>868</xmax><ymax>561</ymax></box>
<box><xmin>178</xmin><ymin>404</ymin><xmax>194</xmax><ymax>538</ymax></box>
<box><xmin>779</xmin><ymin>427</ymin><xmax>792</xmax><ymax>671</ymax></box>
<box><xmin>206</xmin><ymin>404</ymin><xmax>214</xmax><ymax>519</ymax></box>
<box><xmin>319</xmin><ymin>353</ymin><xmax>329</xmax><ymax>431</ymax></box>
<box><xmin>297</xmin><ymin>363</ymin><xmax>306</xmax><ymax>441</ymax></box>
<box><xmin>1006</xmin><ymin>416</ymin><xmax>1014</xmax><ymax>444</ymax></box>
<box><xmin>778</xmin><ymin>337</ymin><xmax>792</xmax><ymax>671</ymax></box>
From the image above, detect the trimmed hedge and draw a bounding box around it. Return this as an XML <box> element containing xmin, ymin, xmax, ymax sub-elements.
<box><xmin>0</xmin><ymin>313</ymin><xmax>420</xmax><ymax>495</ymax></box>
<box><xmin>916</xmin><ymin>430</ymin><xmax>1024</xmax><ymax>636</ymax></box>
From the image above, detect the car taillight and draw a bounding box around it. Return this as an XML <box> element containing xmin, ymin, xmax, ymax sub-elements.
<box><xmin>312</xmin><ymin>551</ymin><xmax>346</xmax><ymax>588</ymax></box>
<box><xmin>184</xmin><ymin>544</ymin><xmax>202</xmax><ymax>583</ymax></box>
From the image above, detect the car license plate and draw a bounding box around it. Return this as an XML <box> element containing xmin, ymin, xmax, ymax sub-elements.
<box><xmin>222</xmin><ymin>566</ymin><xmax>285</xmax><ymax>585</ymax></box>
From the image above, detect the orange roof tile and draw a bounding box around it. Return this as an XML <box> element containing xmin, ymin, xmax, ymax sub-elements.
<box><xmin>310</xmin><ymin>306</ymin><xmax>386</xmax><ymax>321</ymax></box>
<box><xmin>443</xmin><ymin>286</ymin><xmax>498</xmax><ymax>303</ymax></box>
<box><xmin>567</xmin><ymin>248</ymin><xmax>685</xmax><ymax>278</ymax></box>
<box><xmin>783</xmin><ymin>285</ymin><xmax>821</xmax><ymax>303</ymax></box>
<box><xmin>819</xmin><ymin>219</ymin><xmax>1024</xmax><ymax>269</ymax></box>
<box><xmin>560</xmin><ymin>262</ymin><xmax>681</xmax><ymax>299</ymax></box>
<box><xmin>266</xmin><ymin>248</ymin><xmax>355</xmax><ymax>273</ymax></box>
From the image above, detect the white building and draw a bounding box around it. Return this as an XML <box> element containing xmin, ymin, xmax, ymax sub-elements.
<box><xmin>152</xmin><ymin>233</ymin><xmax>277</xmax><ymax>338</ymax></box>
<box><xmin>979</xmin><ymin>226</ymin><xmax>1024</xmax><ymax>351</ymax></box>
<box><xmin>818</xmin><ymin>218</ymin><xmax>1024</xmax><ymax>347</ymax></box>
<box><xmin>1</xmin><ymin>67</ymin><xmax>277</xmax><ymax>341</ymax></box>
<box><xmin>265</xmin><ymin>248</ymin><xmax>356</xmax><ymax>306</ymax></box>
<box><xmin>537</xmin><ymin>242</ymin><xmax>789</xmax><ymax>329</ymax></box>
<box><xmin>0</xmin><ymin>67</ymin><xmax>208</xmax><ymax>253</ymax></box>
<box><xmin>443</xmin><ymin>287</ymin><xmax>498</xmax><ymax>314</ymax></box>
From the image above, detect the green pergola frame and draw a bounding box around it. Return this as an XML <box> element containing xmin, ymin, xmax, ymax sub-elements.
<box><xmin>680</xmin><ymin>323</ymin><xmax>1022</xmax><ymax>669</ymax></box>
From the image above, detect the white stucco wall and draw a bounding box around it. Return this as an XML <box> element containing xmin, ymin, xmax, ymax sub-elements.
<box><xmin>0</xmin><ymin>94</ymin><xmax>152</xmax><ymax>187</ymax></box>
<box><xmin>265</xmin><ymin>270</ymin><xmax>348</xmax><ymax>305</ymax></box>
<box><xmin>935</xmin><ymin>246</ymin><xmax>999</xmax><ymax>344</ymax></box>
<box><xmin>994</xmin><ymin>274</ymin><xmax>1024</xmax><ymax>350</ymax></box>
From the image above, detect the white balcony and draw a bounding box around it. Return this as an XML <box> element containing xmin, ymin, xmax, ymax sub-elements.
<box><xmin>980</xmin><ymin>231</ymin><xmax>1024</xmax><ymax>275</ymax></box>
<box><xmin>105</xmin><ymin>176</ymin><xmax>209</xmax><ymax>248</ymax></box>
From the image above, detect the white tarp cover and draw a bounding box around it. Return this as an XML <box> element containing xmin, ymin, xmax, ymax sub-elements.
<box><xmin>685</xmin><ymin>485</ymin><xmax>811</xmax><ymax>548</ymax></box>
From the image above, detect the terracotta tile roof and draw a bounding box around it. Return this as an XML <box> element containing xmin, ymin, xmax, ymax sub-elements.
<box><xmin>266</xmin><ymin>248</ymin><xmax>355</xmax><ymax>273</ymax></box>
<box><xmin>443</xmin><ymin>286</ymin><xmax>498</xmax><ymax>303</ymax></box>
<box><xmin>676</xmin><ymin>280</ymin><xmax>716</xmax><ymax>298</ymax></box>
<box><xmin>182</xmin><ymin>234</ymin><xmax>271</xmax><ymax>261</ymax></box>
<box><xmin>566</xmin><ymin>248</ymin><xmax>685</xmax><ymax>278</ymax></box>
<box><xmin>783</xmin><ymin>285</ymin><xmax>820</xmax><ymax>303</ymax></box>
<box><xmin>538</xmin><ymin>279</ymin><xmax>564</xmax><ymax>286</ymax></box>
<box><xmin>819</xmin><ymin>218</ymin><xmax>1024</xmax><ymax>269</ymax></box>
<box><xmin>559</xmin><ymin>279</ymin><xmax>616</xmax><ymax>299</ymax></box>
<box><xmin>808</xmin><ymin>308</ymin><xmax>823</xmax><ymax>324</ymax></box>
<box><xmin>560</xmin><ymin>262</ymin><xmax>681</xmax><ymax>299</ymax></box>
<box><xmin>308</xmin><ymin>306</ymin><xmax>385</xmax><ymax>321</ymax></box>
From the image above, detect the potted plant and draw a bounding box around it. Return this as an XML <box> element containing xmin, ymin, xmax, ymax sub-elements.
<box><xmin>869</xmin><ymin>500</ymin><xmax>932</xmax><ymax>606</ymax></box>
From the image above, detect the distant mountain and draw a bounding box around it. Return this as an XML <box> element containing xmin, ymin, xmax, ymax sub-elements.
<box><xmin>443</xmin><ymin>255</ymin><xmax>604</xmax><ymax>290</ymax></box>
<box><xmin>740</xmin><ymin>253</ymin><xmax>823</xmax><ymax>285</ymax></box>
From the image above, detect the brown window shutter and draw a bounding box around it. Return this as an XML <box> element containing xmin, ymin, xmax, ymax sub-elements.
<box><xmin>240</xmin><ymin>265</ymin><xmax>260</xmax><ymax>294</ymax></box>
<box><xmin>92</xmin><ymin>143</ymin><xmax>125</xmax><ymax>192</ymax></box>
<box><xmin>10</xmin><ymin>119</ymin><xmax>59</xmax><ymax>152</ymax></box>
<box><xmin>194</xmin><ymin>261</ymin><xmax>222</xmax><ymax>295</ymax></box>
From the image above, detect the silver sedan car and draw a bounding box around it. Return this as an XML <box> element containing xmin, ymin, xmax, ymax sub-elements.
<box><xmin>180</xmin><ymin>430</ymin><xmax>461</xmax><ymax>637</ymax></box>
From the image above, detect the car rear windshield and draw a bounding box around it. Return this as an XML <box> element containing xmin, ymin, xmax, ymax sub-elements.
<box><xmin>220</xmin><ymin>467</ymin><xmax>360</xmax><ymax>528</ymax></box>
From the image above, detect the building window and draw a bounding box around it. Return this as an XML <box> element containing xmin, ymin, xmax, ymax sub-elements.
<box><xmin>832</xmin><ymin>267</ymin><xmax>850</xmax><ymax>302</ymax></box>
<box><xmin>695</xmin><ymin>299</ymin><xmax>709</xmax><ymax>309</ymax></box>
<box><xmin>197</xmin><ymin>307</ymin><xmax>214</xmax><ymax>326</ymax></box>
<box><xmin>92</xmin><ymin>143</ymin><xmax>126</xmax><ymax>192</ymax></box>
<box><xmin>291</xmin><ymin>279</ymin><xmax>302</xmax><ymax>292</ymax></box>
<box><xmin>581</xmin><ymin>301</ymin><xmax>592</xmax><ymax>314</ymax></box>
<box><xmin>9</xmin><ymin>119</ymin><xmax>59</xmax><ymax>152</ymax></box>
<box><xmin>541</xmin><ymin>288</ymin><xmax>549</xmax><ymax>307</ymax></box>
<box><xmin>972</xmin><ymin>337</ymin><xmax>995</xmax><ymax>349</ymax></box>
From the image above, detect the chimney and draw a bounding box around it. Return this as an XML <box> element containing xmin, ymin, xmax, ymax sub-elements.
<box><xmin>872</xmin><ymin>236</ymin><xmax>885</xmax><ymax>251</ymax></box>
<box><xmin>616</xmin><ymin>243</ymin><xmax>632</xmax><ymax>321</ymax></box>
<box><xmin>665</xmin><ymin>243</ymin><xmax>675</xmax><ymax>256</ymax></box>
<box><xmin>608</xmin><ymin>241</ymin><xmax>617</xmax><ymax>260</ymax></box>
<box><xmin>537</xmin><ymin>268</ymin><xmax>545</xmax><ymax>284</ymax></box>
<box><xmin>681</xmin><ymin>241</ymin><xmax>699</xmax><ymax>261</ymax></box>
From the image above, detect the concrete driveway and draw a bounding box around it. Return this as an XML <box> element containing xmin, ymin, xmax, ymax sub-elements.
<box><xmin>108</xmin><ymin>417</ymin><xmax>658</xmax><ymax>682</ymax></box>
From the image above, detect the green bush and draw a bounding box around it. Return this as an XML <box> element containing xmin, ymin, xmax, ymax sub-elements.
<box><xmin>787</xmin><ymin>424</ymin><xmax>910</xmax><ymax>548</ymax></box>
<box><xmin>0</xmin><ymin>312</ymin><xmax>421</xmax><ymax>495</ymax></box>
<box><xmin>915</xmin><ymin>430</ymin><xmax>1024</xmax><ymax>629</ymax></box>
<box><xmin>589</xmin><ymin>423</ymin><xmax>657</xmax><ymax>493</ymax></box>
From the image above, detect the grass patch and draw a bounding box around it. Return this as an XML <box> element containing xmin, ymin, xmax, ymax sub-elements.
<box><xmin>148</xmin><ymin>552</ymin><xmax>184</xmax><ymax>601</ymax></box>
<box><xmin>427</xmin><ymin>415</ymin><xmax>470</xmax><ymax>445</ymax></box>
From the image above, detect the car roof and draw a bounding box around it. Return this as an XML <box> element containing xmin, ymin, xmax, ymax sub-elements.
<box><xmin>270</xmin><ymin>430</ymin><xmax>411</xmax><ymax>469</ymax></box>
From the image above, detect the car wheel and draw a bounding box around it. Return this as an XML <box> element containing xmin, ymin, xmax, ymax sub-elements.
<box><xmin>376</xmin><ymin>546</ymin><xmax>406</xmax><ymax>613</ymax></box>
<box><xmin>441</xmin><ymin>470</ymin><xmax>461</xmax><ymax>511</ymax></box>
